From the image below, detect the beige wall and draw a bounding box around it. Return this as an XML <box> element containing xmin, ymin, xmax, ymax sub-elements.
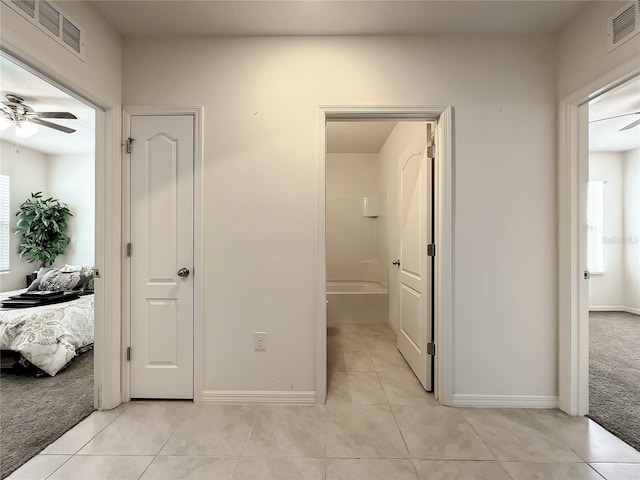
<box><xmin>48</xmin><ymin>154</ymin><xmax>95</xmax><ymax>268</ymax></box>
<box><xmin>124</xmin><ymin>34</ymin><xmax>558</xmax><ymax>397</ymax></box>
<box><xmin>0</xmin><ymin>141</ymin><xmax>48</xmax><ymax>291</ymax></box>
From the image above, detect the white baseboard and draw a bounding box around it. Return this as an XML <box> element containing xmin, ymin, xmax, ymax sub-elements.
<box><xmin>589</xmin><ymin>306</ymin><xmax>640</xmax><ymax>315</ymax></box>
<box><xmin>452</xmin><ymin>394</ymin><xmax>558</xmax><ymax>409</ymax></box>
<box><xmin>201</xmin><ymin>390</ymin><xmax>317</xmax><ymax>405</ymax></box>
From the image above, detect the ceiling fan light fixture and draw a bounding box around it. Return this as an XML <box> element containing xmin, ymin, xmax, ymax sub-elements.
<box><xmin>15</xmin><ymin>120</ymin><xmax>39</xmax><ymax>138</ymax></box>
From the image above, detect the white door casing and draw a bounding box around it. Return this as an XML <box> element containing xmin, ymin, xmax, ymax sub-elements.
<box><xmin>130</xmin><ymin>115</ymin><xmax>194</xmax><ymax>399</ymax></box>
<box><xmin>397</xmin><ymin>125</ymin><xmax>433</xmax><ymax>391</ymax></box>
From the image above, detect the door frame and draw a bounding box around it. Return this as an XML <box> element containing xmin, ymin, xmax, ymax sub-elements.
<box><xmin>122</xmin><ymin>106</ymin><xmax>204</xmax><ymax>402</ymax></box>
<box><xmin>316</xmin><ymin>105</ymin><xmax>454</xmax><ymax>405</ymax></box>
<box><xmin>0</xmin><ymin>45</ymin><xmax>121</xmax><ymax>410</ymax></box>
<box><xmin>558</xmin><ymin>58</ymin><xmax>640</xmax><ymax>416</ymax></box>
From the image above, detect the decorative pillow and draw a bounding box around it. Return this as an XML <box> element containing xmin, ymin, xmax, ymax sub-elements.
<box><xmin>26</xmin><ymin>267</ymin><xmax>55</xmax><ymax>291</ymax></box>
<box><xmin>38</xmin><ymin>268</ymin><xmax>94</xmax><ymax>292</ymax></box>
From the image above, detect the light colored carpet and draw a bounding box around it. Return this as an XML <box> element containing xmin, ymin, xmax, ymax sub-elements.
<box><xmin>589</xmin><ymin>311</ymin><xmax>640</xmax><ymax>452</ymax></box>
<box><xmin>0</xmin><ymin>350</ymin><xmax>94</xmax><ymax>479</ymax></box>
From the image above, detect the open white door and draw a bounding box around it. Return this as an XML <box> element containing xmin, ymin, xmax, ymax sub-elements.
<box><xmin>397</xmin><ymin>124</ymin><xmax>433</xmax><ymax>391</ymax></box>
<box><xmin>129</xmin><ymin>115</ymin><xmax>194</xmax><ymax>399</ymax></box>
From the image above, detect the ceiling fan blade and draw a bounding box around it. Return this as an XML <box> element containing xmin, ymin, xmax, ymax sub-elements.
<box><xmin>620</xmin><ymin>119</ymin><xmax>640</xmax><ymax>131</ymax></box>
<box><xmin>31</xmin><ymin>118</ymin><xmax>76</xmax><ymax>134</ymax></box>
<box><xmin>31</xmin><ymin>112</ymin><xmax>77</xmax><ymax>119</ymax></box>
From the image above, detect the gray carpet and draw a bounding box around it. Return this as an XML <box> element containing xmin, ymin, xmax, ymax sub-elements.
<box><xmin>589</xmin><ymin>311</ymin><xmax>640</xmax><ymax>452</ymax></box>
<box><xmin>0</xmin><ymin>350</ymin><xmax>94</xmax><ymax>479</ymax></box>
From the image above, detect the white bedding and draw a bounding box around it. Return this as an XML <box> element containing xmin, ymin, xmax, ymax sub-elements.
<box><xmin>0</xmin><ymin>290</ymin><xmax>94</xmax><ymax>376</ymax></box>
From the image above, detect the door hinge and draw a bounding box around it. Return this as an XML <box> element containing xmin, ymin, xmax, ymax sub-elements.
<box><xmin>126</xmin><ymin>243</ymin><xmax>132</xmax><ymax>257</ymax></box>
<box><xmin>427</xmin><ymin>244</ymin><xmax>436</xmax><ymax>257</ymax></box>
<box><xmin>427</xmin><ymin>145</ymin><xmax>436</xmax><ymax>159</ymax></box>
<box><xmin>584</xmin><ymin>270</ymin><xmax>591</xmax><ymax>280</ymax></box>
<box><xmin>427</xmin><ymin>342</ymin><xmax>436</xmax><ymax>356</ymax></box>
<box><xmin>126</xmin><ymin>346</ymin><xmax>131</xmax><ymax>361</ymax></box>
<box><xmin>126</xmin><ymin>137</ymin><xmax>134</xmax><ymax>154</ymax></box>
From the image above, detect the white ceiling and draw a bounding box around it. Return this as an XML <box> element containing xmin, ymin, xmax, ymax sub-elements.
<box><xmin>589</xmin><ymin>75</ymin><xmax>640</xmax><ymax>153</ymax></box>
<box><xmin>327</xmin><ymin>121</ymin><xmax>397</xmax><ymax>153</ymax></box>
<box><xmin>0</xmin><ymin>56</ymin><xmax>95</xmax><ymax>155</ymax></box>
<box><xmin>90</xmin><ymin>0</ymin><xmax>589</xmax><ymax>38</ymax></box>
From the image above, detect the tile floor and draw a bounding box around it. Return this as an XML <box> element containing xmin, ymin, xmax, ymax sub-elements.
<box><xmin>7</xmin><ymin>323</ymin><xmax>640</xmax><ymax>479</ymax></box>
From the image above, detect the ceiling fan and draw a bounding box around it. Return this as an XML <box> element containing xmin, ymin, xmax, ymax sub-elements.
<box><xmin>589</xmin><ymin>111</ymin><xmax>640</xmax><ymax>131</ymax></box>
<box><xmin>0</xmin><ymin>94</ymin><xmax>77</xmax><ymax>136</ymax></box>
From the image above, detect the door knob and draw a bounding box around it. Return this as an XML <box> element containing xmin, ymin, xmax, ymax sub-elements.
<box><xmin>392</xmin><ymin>259</ymin><xmax>400</xmax><ymax>266</ymax></box>
<box><xmin>177</xmin><ymin>267</ymin><xmax>190</xmax><ymax>278</ymax></box>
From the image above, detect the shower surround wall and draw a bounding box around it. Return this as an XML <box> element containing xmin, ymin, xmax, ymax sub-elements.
<box><xmin>326</xmin><ymin>152</ymin><xmax>388</xmax><ymax>324</ymax></box>
<box><xmin>326</xmin><ymin>153</ymin><xmax>387</xmax><ymax>286</ymax></box>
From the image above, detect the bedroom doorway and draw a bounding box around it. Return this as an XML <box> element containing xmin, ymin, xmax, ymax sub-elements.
<box><xmin>586</xmin><ymin>75</ymin><xmax>640</xmax><ymax>450</ymax></box>
<box><xmin>124</xmin><ymin>109</ymin><xmax>202</xmax><ymax>400</ymax></box>
<box><xmin>558</xmin><ymin>61</ymin><xmax>640</xmax><ymax>419</ymax></box>
<box><xmin>0</xmin><ymin>52</ymin><xmax>99</xmax><ymax>478</ymax></box>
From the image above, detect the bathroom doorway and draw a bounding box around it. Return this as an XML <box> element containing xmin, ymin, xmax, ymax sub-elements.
<box><xmin>316</xmin><ymin>105</ymin><xmax>454</xmax><ymax>407</ymax></box>
<box><xmin>324</xmin><ymin>119</ymin><xmax>434</xmax><ymax>404</ymax></box>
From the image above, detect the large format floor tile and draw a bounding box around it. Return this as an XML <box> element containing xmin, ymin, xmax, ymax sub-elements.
<box><xmin>78</xmin><ymin>402</ymin><xmax>191</xmax><ymax>455</ymax></box>
<box><xmin>412</xmin><ymin>460</ymin><xmax>512</xmax><ymax>480</ymax></box>
<box><xmin>160</xmin><ymin>405</ymin><xmax>258</xmax><ymax>456</ymax></box>
<box><xmin>243</xmin><ymin>406</ymin><xmax>326</xmax><ymax>457</ymax></box>
<box><xmin>502</xmin><ymin>461</ymin><xmax>604</xmax><ymax>479</ymax></box>
<box><xmin>378</xmin><ymin>368</ymin><xmax>438</xmax><ymax>406</ymax></box>
<box><xmin>326</xmin><ymin>459</ymin><xmax>419</xmax><ymax>480</ymax></box>
<box><xmin>590</xmin><ymin>462</ymin><xmax>640</xmax><ymax>480</ymax></box>
<box><xmin>393</xmin><ymin>405</ymin><xmax>495</xmax><ymax>460</ymax></box>
<box><xmin>525</xmin><ymin>408</ymin><xmax>640</xmax><ymax>463</ymax></box>
<box><xmin>6</xmin><ymin>455</ymin><xmax>70</xmax><ymax>480</ymax></box>
<box><xmin>47</xmin><ymin>455</ymin><xmax>154</xmax><ymax>480</ymax></box>
<box><xmin>326</xmin><ymin>404</ymin><xmax>409</xmax><ymax>458</ymax></box>
<box><xmin>140</xmin><ymin>456</ymin><xmax>238</xmax><ymax>480</ymax></box>
<box><xmin>232</xmin><ymin>458</ymin><xmax>326</xmax><ymax>480</ymax></box>
<box><xmin>461</xmin><ymin>408</ymin><xmax>584</xmax><ymax>463</ymax></box>
<box><xmin>327</xmin><ymin>371</ymin><xmax>388</xmax><ymax>405</ymax></box>
<box><xmin>41</xmin><ymin>404</ymin><xmax>129</xmax><ymax>455</ymax></box>
<box><xmin>10</xmin><ymin>324</ymin><xmax>640</xmax><ymax>480</ymax></box>
<box><xmin>328</xmin><ymin>348</ymin><xmax>376</xmax><ymax>373</ymax></box>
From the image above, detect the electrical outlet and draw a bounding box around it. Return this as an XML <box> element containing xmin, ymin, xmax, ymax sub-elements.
<box><xmin>254</xmin><ymin>332</ymin><xmax>267</xmax><ymax>351</ymax></box>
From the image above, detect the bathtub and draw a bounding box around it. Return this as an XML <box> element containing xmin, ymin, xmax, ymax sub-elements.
<box><xmin>327</xmin><ymin>281</ymin><xmax>389</xmax><ymax>325</ymax></box>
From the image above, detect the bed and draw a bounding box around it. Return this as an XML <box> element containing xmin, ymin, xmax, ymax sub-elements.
<box><xmin>0</xmin><ymin>266</ymin><xmax>95</xmax><ymax>376</ymax></box>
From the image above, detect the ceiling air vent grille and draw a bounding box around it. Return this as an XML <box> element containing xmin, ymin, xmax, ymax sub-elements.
<box><xmin>2</xmin><ymin>0</ymin><xmax>85</xmax><ymax>60</ymax></box>
<box><xmin>62</xmin><ymin>17</ymin><xmax>81</xmax><ymax>53</ymax></box>
<box><xmin>608</xmin><ymin>0</ymin><xmax>640</xmax><ymax>52</ymax></box>
<box><xmin>10</xmin><ymin>0</ymin><xmax>35</xmax><ymax>19</ymax></box>
<box><xmin>38</xmin><ymin>1</ymin><xmax>60</xmax><ymax>37</ymax></box>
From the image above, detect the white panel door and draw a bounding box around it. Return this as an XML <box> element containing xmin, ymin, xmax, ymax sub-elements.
<box><xmin>397</xmin><ymin>129</ymin><xmax>433</xmax><ymax>390</ymax></box>
<box><xmin>130</xmin><ymin>115</ymin><xmax>194</xmax><ymax>399</ymax></box>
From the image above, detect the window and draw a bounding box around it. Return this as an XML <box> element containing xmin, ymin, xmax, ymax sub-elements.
<box><xmin>0</xmin><ymin>174</ymin><xmax>9</xmax><ymax>273</ymax></box>
<box><xmin>587</xmin><ymin>180</ymin><xmax>604</xmax><ymax>274</ymax></box>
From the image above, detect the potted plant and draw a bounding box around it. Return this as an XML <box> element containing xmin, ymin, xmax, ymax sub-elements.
<box><xmin>14</xmin><ymin>192</ymin><xmax>73</xmax><ymax>283</ymax></box>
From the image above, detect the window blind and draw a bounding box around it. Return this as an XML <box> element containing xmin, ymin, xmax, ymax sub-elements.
<box><xmin>587</xmin><ymin>181</ymin><xmax>604</xmax><ymax>274</ymax></box>
<box><xmin>0</xmin><ymin>174</ymin><xmax>9</xmax><ymax>273</ymax></box>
